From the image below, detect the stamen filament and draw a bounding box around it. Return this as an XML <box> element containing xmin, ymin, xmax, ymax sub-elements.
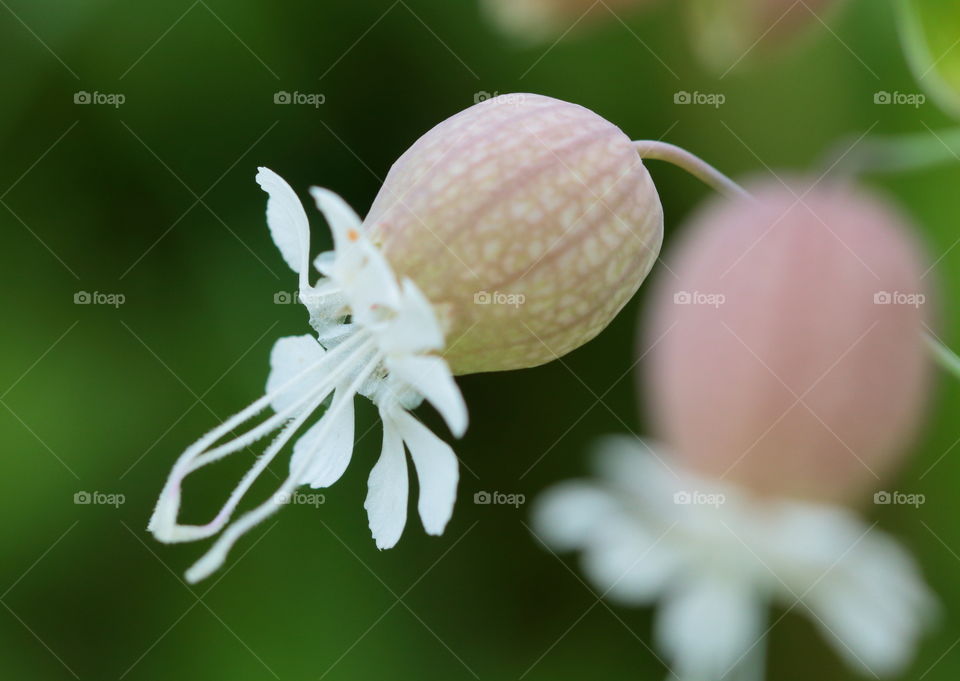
<box><xmin>149</xmin><ymin>331</ymin><xmax>376</xmax><ymax>542</ymax></box>
<box><xmin>189</xmin><ymin>332</ymin><xmax>370</xmax><ymax>469</ymax></box>
<box><xmin>184</xmin><ymin>347</ymin><xmax>385</xmax><ymax>583</ymax></box>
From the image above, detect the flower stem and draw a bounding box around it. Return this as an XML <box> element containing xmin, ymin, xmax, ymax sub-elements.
<box><xmin>926</xmin><ymin>331</ymin><xmax>960</xmax><ymax>380</ymax></box>
<box><xmin>634</xmin><ymin>140</ymin><xmax>750</xmax><ymax>200</ymax></box>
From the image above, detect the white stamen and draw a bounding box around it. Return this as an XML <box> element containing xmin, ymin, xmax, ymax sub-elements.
<box><xmin>185</xmin><ymin>347</ymin><xmax>384</xmax><ymax>583</ymax></box>
<box><xmin>152</xmin><ymin>169</ymin><xmax>468</xmax><ymax>581</ymax></box>
<box><xmin>149</xmin><ymin>332</ymin><xmax>375</xmax><ymax>543</ymax></box>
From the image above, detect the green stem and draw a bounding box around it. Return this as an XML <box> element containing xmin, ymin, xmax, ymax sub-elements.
<box><xmin>634</xmin><ymin>140</ymin><xmax>751</xmax><ymax>200</ymax></box>
<box><xmin>926</xmin><ymin>331</ymin><xmax>960</xmax><ymax>380</ymax></box>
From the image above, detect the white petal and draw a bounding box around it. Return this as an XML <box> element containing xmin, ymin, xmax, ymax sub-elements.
<box><xmin>759</xmin><ymin>503</ymin><xmax>868</xmax><ymax>575</ymax></box>
<box><xmin>314</xmin><ymin>250</ymin><xmax>336</xmax><ymax>277</ymax></box>
<box><xmin>299</xmin><ymin>280</ymin><xmax>350</xmax><ymax>339</ymax></box>
<box><xmin>581</xmin><ymin>516</ymin><xmax>681</xmax><ymax>606</ymax></box>
<box><xmin>309</xmin><ymin>186</ymin><xmax>362</xmax><ymax>250</ymax></box>
<box><xmin>803</xmin><ymin>531</ymin><xmax>936</xmax><ymax>676</ymax></box>
<box><xmin>364</xmin><ymin>413</ymin><xmax>409</xmax><ymax>549</ymax></box>
<box><xmin>289</xmin><ymin>390</ymin><xmax>356</xmax><ymax>488</ymax></box>
<box><xmin>256</xmin><ymin>167</ymin><xmax>310</xmax><ymax>274</ymax></box>
<box><xmin>656</xmin><ymin>574</ymin><xmax>763</xmax><ymax>681</ymax></box>
<box><xmin>391</xmin><ymin>409</ymin><xmax>458</xmax><ymax>536</ymax></box>
<box><xmin>379</xmin><ymin>279</ymin><xmax>444</xmax><ymax>355</ymax></box>
<box><xmin>266</xmin><ymin>335</ymin><xmax>326</xmax><ymax>414</ymax></box>
<box><xmin>339</xmin><ymin>244</ymin><xmax>403</xmax><ymax>325</ymax></box>
<box><xmin>531</xmin><ymin>482</ymin><xmax>619</xmax><ymax>552</ymax></box>
<box><xmin>308</xmin><ymin>187</ymin><xmax>405</xmax><ymax>320</ymax></box>
<box><xmin>386</xmin><ymin>354</ymin><xmax>467</xmax><ymax>437</ymax></box>
<box><xmin>299</xmin><ymin>279</ymin><xmax>346</xmax><ymax>315</ymax></box>
<box><xmin>593</xmin><ymin>435</ymin><xmax>674</xmax><ymax>498</ymax></box>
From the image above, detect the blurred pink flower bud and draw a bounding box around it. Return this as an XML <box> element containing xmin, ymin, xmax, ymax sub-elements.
<box><xmin>688</xmin><ymin>0</ymin><xmax>839</xmax><ymax>69</ymax></box>
<box><xmin>367</xmin><ymin>93</ymin><xmax>663</xmax><ymax>374</ymax></box>
<box><xmin>643</xmin><ymin>178</ymin><xmax>932</xmax><ymax>503</ymax></box>
<box><xmin>482</xmin><ymin>0</ymin><xmax>653</xmax><ymax>42</ymax></box>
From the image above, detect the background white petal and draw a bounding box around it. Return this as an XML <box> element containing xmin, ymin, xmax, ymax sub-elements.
<box><xmin>256</xmin><ymin>167</ymin><xmax>310</xmax><ymax>274</ymax></box>
<box><xmin>364</xmin><ymin>414</ymin><xmax>410</xmax><ymax>549</ymax></box>
<box><xmin>593</xmin><ymin>435</ymin><xmax>669</xmax><ymax>496</ymax></box>
<box><xmin>581</xmin><ymin>517</ymin><xmax>681</xmax><ymax>606</ymax></box>
<box><xmin>392</xmin><ymin>410</ymin><xmax>458</xmax><ymax>536</ymax></box>
<box><xmin>804</xmin><ymin>531</ymin><xmax>937</xmax><ymax>677</ymax></box>
<box><xmin>656</xmin><ymin>573</ymin><xmax>763</xmax><ymax>681</ymax></box>
<box><xmin>531</xmin><ymin>482</ymin><xmax>619</xmax><ymax>551</ymax></box>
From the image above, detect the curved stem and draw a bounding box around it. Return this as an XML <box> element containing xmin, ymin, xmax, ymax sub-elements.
<box><xmin>926</xmin><ymin>331</ymin><xmax>960</xmax><ymax>380</ymax></box>
<box><xmin>634</xmin><ymin>140</ymin><xmax>750</xmax><ymax>200</ymax></box>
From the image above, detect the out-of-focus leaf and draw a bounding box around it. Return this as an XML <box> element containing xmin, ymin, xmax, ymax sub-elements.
<box><xmin>899</xmin><ymin>0</ymin><xmax>960</xmax><ymax>118</ymax></box>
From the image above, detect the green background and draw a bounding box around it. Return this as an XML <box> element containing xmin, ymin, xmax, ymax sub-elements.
<box><xmin>2</xmin><ymin>0</ymin><xmax>959</xmax><ymax>679</ymax></box>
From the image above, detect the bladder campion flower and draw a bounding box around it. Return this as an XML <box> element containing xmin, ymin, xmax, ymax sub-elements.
<box><xmin>150</xmin><ymin>93</ymin><xmax>692</xmax><ymax>581</ymax></box>
<box><xmin>535</xmin><ymin>178</ymin><xmax>936</xmax><ymax>680</ymax></box>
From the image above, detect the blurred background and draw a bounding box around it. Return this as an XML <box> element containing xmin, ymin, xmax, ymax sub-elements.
<box><xmin>2</xmin><ymin>0</ymin><xmax>960</xmax><ymax>679</ymax></box>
